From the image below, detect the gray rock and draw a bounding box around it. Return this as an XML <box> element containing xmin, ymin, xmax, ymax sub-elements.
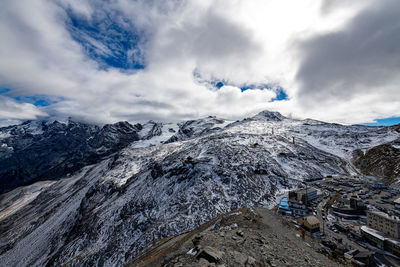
<box><xmin>197</xmin><ymin>258</ymin><xmax>211</xmax><ymax>267</ymax></box>
<box><xmin>236</xmin><ymin>230</ymin><xmax>244</xmax><ymax>237</ymax></box>
<box><xmin>246</xmin><ymin>255</ymin><xmax>256</xmax><ymax>265</ymax></box>
<box><xmin>232</xmin><ymin>251</ymin><xmax>247</xmax><ymax>265</ymax></box>
<box><xmin>196</xmin><ymin>246</ymin><xmax>224</xmax><ymax>263</ymax></box>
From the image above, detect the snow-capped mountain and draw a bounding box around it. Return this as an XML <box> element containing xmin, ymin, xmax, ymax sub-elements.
<box><xmin>0</xmin><ymin>119</ymin><xmax>143</xmax><ymax>194</ymax></box>
<box><xmin>0</xmin><ymin>111</ymin><xmax>398</xmax><ymax>266</ymax></box>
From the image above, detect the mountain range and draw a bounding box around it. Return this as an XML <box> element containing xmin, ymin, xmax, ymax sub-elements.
<box><xmin>0</xmin><ymin>111</ymin><xmax>399</xmax><ymax>266</ymax></box>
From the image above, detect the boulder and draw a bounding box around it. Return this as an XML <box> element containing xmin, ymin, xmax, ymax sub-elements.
<box><xmin>196</xmin><ymin>246</ymin><xmax>224</xmax><ymax>263</ymax></box>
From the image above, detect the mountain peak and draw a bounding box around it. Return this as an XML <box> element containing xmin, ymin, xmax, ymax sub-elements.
<box><xmin>253</xmin><ymin>110</ymin><xmax>286</xmax><ymax>121</ymax></box>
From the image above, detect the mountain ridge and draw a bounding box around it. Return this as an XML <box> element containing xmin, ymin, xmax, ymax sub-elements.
<box><xmin>0</xmin><ymin>110</ymin><xmax>399</xmax><ymax>266</ymax></box>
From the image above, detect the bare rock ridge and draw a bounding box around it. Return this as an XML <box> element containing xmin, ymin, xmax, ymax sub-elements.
<box><xmin>0</xmin><ymin>110</ymin><xmax>399</xmax><ymax>266</ymax></box>
<box><xmin>127</xmin><ymin>208</ymin><xmax>343</xmax><ymax>267</ymax></box>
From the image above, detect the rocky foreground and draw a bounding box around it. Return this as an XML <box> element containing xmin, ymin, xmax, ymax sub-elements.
<box><xmin>128</xmin><ymin>207</ymin><xmax>343</xmax><ymax>267</ymax></box>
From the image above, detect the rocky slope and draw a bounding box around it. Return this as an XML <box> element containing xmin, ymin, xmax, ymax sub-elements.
<box><xmin>128</xmin><ymin>207</ymin><xmax>343</xmax><ymax>267</ymax></box>
<box><xmin>0</xmin><ymin>111</ymin><xmax>398</xmax><ymax>266</ymax></box>
<box><xmin>0</xmin><ymin>119</ymin><xmax>145</xmax><ymax>194</ymax></box>
<box><xmin>353</xmin><ymin>139</ymin><xmax>400</xmax><ymax>183</ymax></box>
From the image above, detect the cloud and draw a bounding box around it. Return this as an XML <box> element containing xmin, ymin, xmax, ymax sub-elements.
<box><xmin>0</xmin><ymin>96</ymin><xmax>48</xmax><ymax>120</ymax></box>
<box><xmin>295</xmin><ymin>0</ymin><xmax>400</xmax><ymax>122</ymax></box>
<box><xmin>0</xmin><ymin>0</ymin><xmax>398</xmax><ymax>125</ymax></box>
<box><xmin>320</xmin><ymin>0</ymin><xmax>374</xmax><ymax>14</ymax></box>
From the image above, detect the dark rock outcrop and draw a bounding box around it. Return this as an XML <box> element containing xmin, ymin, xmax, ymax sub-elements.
<box><xmin>0</xmin><ymin>120</ymin><xmax>141</xmax><ymax>193</ymax></box>
<box><xmin>353</xmin><ymin>140</ymin><xmax>400</xmax><ymax>182</ymax></box>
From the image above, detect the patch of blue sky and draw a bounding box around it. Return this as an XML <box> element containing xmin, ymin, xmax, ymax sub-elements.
<box><xmin>241</xmin><ymin>84</ymin><xmax>289</xmax><ymax>101</ymax></box>
<box><xmin>271</xmin><ymin>87</ymin><xmax>288</xmax><ymax>101</ymax></box>
<box><xmin>240</xmin><ymin>85</ymin><xmax>288</xmax><ymax>101</ymax></box>
<box><xmin>214</xmin><ymin>81</ymin><xmax>289</xmax><ymax>101</ymax></box>
<box><xmin>215</xmin><ymin>81</ymin><xmax>224</xmax><ymax>89</ymax></box>
<box><xmin>192</xmin><ymin>71</ymin><xmax>289</xmax><ymax>101</ymax></box>
<box><xmin>362</xmin><ymin>117</ymin><xmax>400</xmax><ymax>126</ymax></box>
<box><xmin>1</xmin><ymin>87</ymin><xmax>61</xmax><ymax>107</ymax></box>
<box><xmin>0</xmin><ymin>88</ymin><xmax>11</xmax><ymax>94</ymax></box>
<box><xmin>240</xmin><ymin>84</ymin><xmax>259</xmax><ymax>92</ymax></box>
<box><xmin>65</xmin><ymin>8</ymin><xmax>146</xmax><ymax>70</ymax></box>
<box><xmin>17</xmin><ymin>95</ymin><xmax>64</xmax><ymax>107</ymax></box>
<box><xmin>14</xmin><ymin>96</ymin><xmax>49</xmax><ymax>107</ymax></box>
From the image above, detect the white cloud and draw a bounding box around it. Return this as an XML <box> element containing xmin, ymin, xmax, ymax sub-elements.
<box><xmin>0</xmin><ymin>96</ymin><xmax>47</xmax><ymax>120</ymax></box>
<box><xmin>0</xmin><ymin>0</ymin><xmax>398</xmax><ymax>125</ymax></box>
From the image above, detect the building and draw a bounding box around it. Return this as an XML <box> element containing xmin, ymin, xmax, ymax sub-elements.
<box><xmin>361</xmin><ymin>226</ymin><xmax>400</xmax><ymax>257</ymax></box>
<box><xmin>372</xmin><ymin>182</ymin><xmax>388</xmax><ymax>190</ymax></box>
<box><xmin>344</xmin><ymin>249</ymin><xmax>359</xmax><ymax>261</ymax></box>
<box><xmin>367</xmin><ymin>210</ymin><xmax>400</xmax><ymax>239</ymax></box>
<box><xmin>360</xmin><ymin>226</ymin><xmax>385</xmax><ymax>249</ymax></box>
<box><xmin>350</xmin><ymin>197</ymin><xmax>366</xmax><ymax>210</ymax></box>
<box><xmin>297</xmin><ymin>216</ymin><xmax>320</xmax><ymax>237</ymax></box>
<box><xmin>288</xmin><ymin>201</ymin><xmax>308</xmax><ymax>217</ymax></box>
<box><xmin>288</xmin><ymin>187</ymin><xmax>317</xmax><ymax>204</ymax></box>
<box><xmin>351</xmin><ymin>251</ymin><xmax>374</xmax><ymax>267</ymax></box>
<box><xmin>277</xmin><ymin>198</ymin><xmax>291</xmax><ymax>216</ymax></box>
<box><xmin>302</xmin><ymin>216</ymin><xmax>320</xmax><ymax>233</ymax></box>
<box><xmin>385</xmin><ymin>239</ymin><xmax>400</xmax><ymax>257</ymax></box>
<box><xmin>286</xmin><ymin>187</ymin><xmax>318</xmax><ymax>217</ymax></box>
<box><xmin>332</xmin><ymin>197</ymin><xmax>366</xmax><ymax>219</ymax></box>
<box><xmin>394</xmin><ymin>198</ymin><xmax>400</xmax><ymax>211</ymax></box>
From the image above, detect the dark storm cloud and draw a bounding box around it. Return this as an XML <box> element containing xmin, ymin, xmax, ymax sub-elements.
<box><xmin>296</xmin><ymin>0</ymin><xmax>400</xmax><ymax>104</ymax></box>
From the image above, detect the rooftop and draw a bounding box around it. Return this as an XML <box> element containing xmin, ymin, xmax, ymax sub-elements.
<box><xmin>304</xmin><ymin>216</ymin><xmax>320</xmax><ymax>225</ymax></box>
<box><xmin>368</xmin><ymin>210</ymin><xmax>400</xmax><ymax>223</ymax></box>
<box><xmin>278</xmin><ymin>198</ymin><xmax>290</xmax><ymax>211</ymax></box>
<box><xmin>361</xmin><ymin>226</ymin><xmax>400</xmax><ymax>245</ymax></box>
<box><xmin>361</xmin><ymin>226</ymin><xmax>385</xmax><ymax>241</ymax></box>
<box><xmin>295</xmin><ymin>188</ymin><xmax>317</xmax><ymax>195</ymax></box>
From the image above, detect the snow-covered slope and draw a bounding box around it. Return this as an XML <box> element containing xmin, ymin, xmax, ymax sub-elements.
<box><xmin>0</xmin><ymin>111</ymin><xmax>398</xmax><ymax>266</ymax></box>
<box><xmin>227</xmin><ymin>112</ymin><xmax>398</xmax><ymax>160</ymax></box>
<box><xmin>164</xmin><ymin>116</ymin><xmax>233</xmax><ymax>143</ymax></box>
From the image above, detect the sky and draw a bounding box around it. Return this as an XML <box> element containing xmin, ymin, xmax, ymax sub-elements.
<box><xmin>0</xmin><ymin>0</ymin><xmax>399</xmax><ymax>126</ymax></box>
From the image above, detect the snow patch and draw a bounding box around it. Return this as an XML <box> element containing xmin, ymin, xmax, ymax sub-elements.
<box><xmin>0</xmin><ymin>131</ymin><xmax>11</xmax><ymax>139</ymax></box>
<box><xmin>186</xmin><ymin>248</ymin><xmax>197</xmax><ymax>255</ymax></box>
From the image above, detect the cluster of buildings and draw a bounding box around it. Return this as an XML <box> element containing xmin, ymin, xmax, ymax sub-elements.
<box><xmin>277</xmin><ymin>178</ymin><xmax>400</xmax><ymax>265</ymax></box>
<box><xmin>361</xmin><ymin>210</ymin><xmax>400</xmax><ymax>257</ymax></box>
<box><xmin>278</xmin><ymin>187</ymin><xmax>318</xmax><ymax>216</ymax></box>
<box><xmin>331</xmin><ymin>196</ymin><xmax>367</xmax><ymax>220</ymax></box>
<box><xmin>278</xmin><ymin>187</ymin><xmax>321</xmax><ymax>236</ymax></box>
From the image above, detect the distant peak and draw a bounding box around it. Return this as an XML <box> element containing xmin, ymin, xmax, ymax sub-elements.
<box><xmin>254</xmin><ymin>110</ymin><xmax>286</xmax><ymax>121</ymax></box>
